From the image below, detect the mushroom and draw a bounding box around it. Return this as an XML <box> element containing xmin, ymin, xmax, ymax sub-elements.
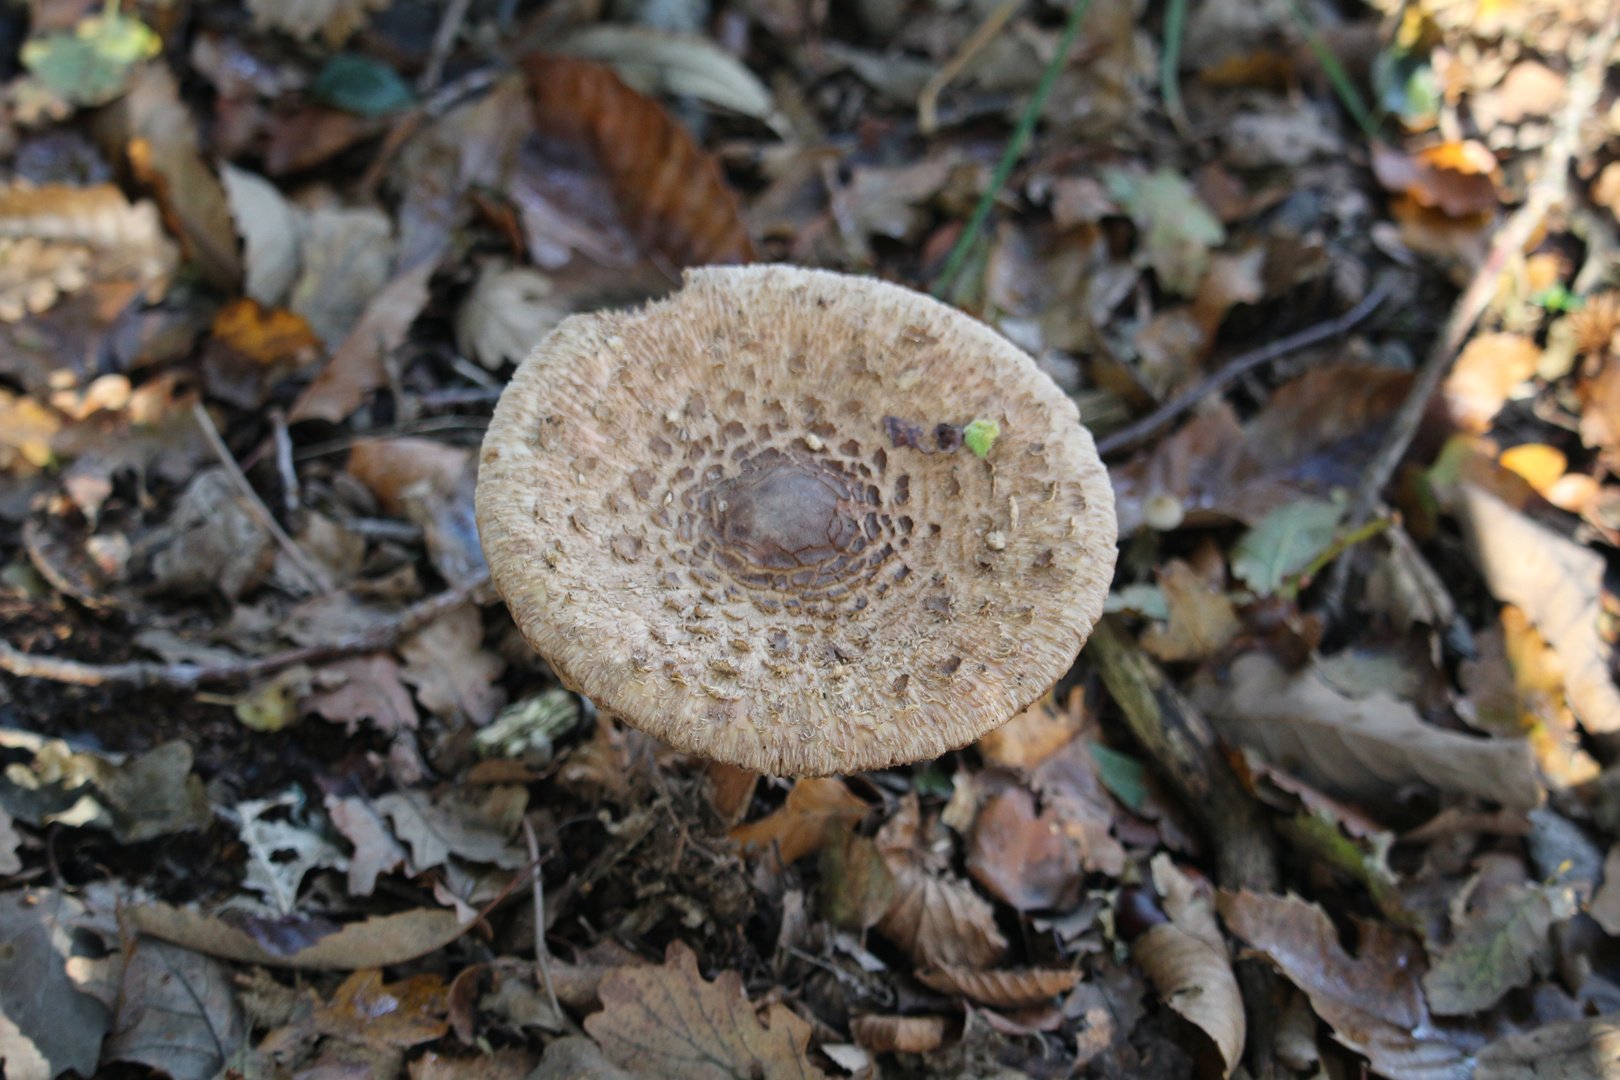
<box><xmin>476</xmin><ymin>265</ymin><xmax>1116</xmax><ymax>776</ymax></box>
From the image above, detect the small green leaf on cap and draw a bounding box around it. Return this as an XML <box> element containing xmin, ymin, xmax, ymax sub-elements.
<box><xmin>964</xmin><ymin>418</ymin><xmax>1000</xmax><ymax>458</ymax></box>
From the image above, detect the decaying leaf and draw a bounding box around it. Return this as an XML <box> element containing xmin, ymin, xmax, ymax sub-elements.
<box><xmin>234</xmin><ymin>789</ymin><xmax>349</xmax><ymax>915</ymax></box>
<box><xmin>1140</xmin><ymin>558</ymin><xmax>1241</xmax><ymax>661</ymax></box>
<box><xmin>286</xmin><ymin>204</ymin><xmax>394</xmax><ymax>349</ymax></box>
<box><xmin>731</xmin><ymin>777</ymin><xmax>870</xmax><ymax>866</ymax></box>
<box><xmin>585</xmin><ymin>940</ymin><xmax>828</xmax><ymax>1080</ymax></box>
<box><xmin>1219</xmin><ymin>890</ymin><xmax>1469</xmax><ymax>1080</ymax></box>
<box><xmin>914</xmin><ymin>965</ymin><xmax>1081</xmax><ymax>1009</ymax></box>
<box><xmin>1229</xmin><ymin>499</ymin><xmax>1347</xmax><ymax>598</ymax></box>
<box><xmin>127</xmin><ymin>902</ymin><xmax>475</xmax><ymax>969</ymax></box>
<box><xmin>1103</xmin><ymin>167</ymin><xmax>1226</xmax><ymax>297</ymax></box>
<box><xmin>1589</xmin><ymin>844</ymin><xmax>1620</xmax><ymax>935</ymax></box>
<box><xmin>1132</xmin><ymin>855</ymin><xmax>1244</xmax><ymax>1077</ymax></box>
<box><xmin>523</xmin><ymin>54</ymin><xmax>754</xmax><ymax>267</ymax></box>
<box><xmin>1422</xmin><ymin>881</ymin><xmax>1576</xmax><ymax>1015</ymax></box>
<box><xmin>456</xmin><ymin>260</ymin><xmax>569</xmax><ymax>370</ymax></box>
<box><xmin>967</xmin><ymin>786</ymin><xmax>1082</xmax><ymax>911</ymax></box>
<box><xmin>375</xmin><ymin>784</ymin><xmax>528</xmax><ymax>872</ymax></box>
<box><xmin>850</xmin><ymin>1014</ymin><xmax>948</xmax><ymax>1053</ymax></box>
<box><xmin>560</xmin><ymin>26</ymin><xmax>775</xmax><ymax>118</ymax></box>
<box><xmin>1194</xmin><ymin>652</ymin><xmax>1541</xmax><ymax>810</ymax></box>
<box><xmin>874</xmin><ymin>795</ymin><xmax>1007</xmax><ymax>968</ymax></box>
<box><xmin>0</xmin><ymin>730</ymin><xmax>213</xmax><ymax>843</ymax></box>
<box><xmin>1443</xmin><ymin>333</ymin><xmax>1542</xmax><ymax>432</ymax></box>
<box><xmin>305</xmin><ymin>654</ymin><xmax>418</xmax><ymax>736</ymax></box>
<box><xmin>398</xmin><ymin>603</ymin><xmax>506</xmax><ymax>725</ymax></box>
<box><xmin>312</xmin><ymin>969</ymin><xmax>451</xmax><ymax>1048</ymax></box>
<box><xmin>0</xmin><ymin>888</ymin><xmax>116</xmax><ymax>1080</ymax></box>
<box><xmin>325</xmin><ymin>793</ymin><xmax>409</xmax><ymax>897</ymax></box>
<box><xmin>104</xmin><ymin>938</ymin><xmax>246</xmax><ymax>1080</ymax></box>
<box><xmin>245</xmin><ymin>0</ymin><xmax>389</xmax><ymax>46</ymax></box>
<box><xmin>819</xmin><ymin>821</ymin><xmax>897</xmax><ymax>931</ymax></box>
<box><xmin>221</xmin><ymin>164</ymin><xmax>299</xmax><ymax>308</ymax></box>
<box><xmin>1476</xmin><ymin>1017</ymin><xmax>1620</xmax><ymax>1080</ymax></box>
<box><xmin>1460</xmin><ymin>484</ymin><xmax>1620</xmax><ymax>735</ymax></box>
<box><xmin>976</xmin><ymin>696</ymin><xmax>1084</xmax><ymax>771</ymax></box>
<box><xmin>0</xmin><ymin>806</ymin><xmax>19</xmax><ymax>874</ymax></box>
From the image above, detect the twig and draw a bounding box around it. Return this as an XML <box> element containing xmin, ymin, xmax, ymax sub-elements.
<box><xmin>522</xmin><ymin>817</ymin><xmax>565</xmax><ymax>1022</ymax></box>
<box><xmin>270</xmin><ymin>408</ymin><xmax>299</xmax><ymax>515</ymax></box>
<box><xmin>420</xmin><ymin>0</ymin><xmax>475</xmax><ymax>93</ymax></box>
<box><xmin>1158</xmin><ymin>0</ymin><xmax>1188</xmax><ymax>136</ymax></box>
<box><xmin>930</xmin><ymin>0</ymin><xmax>1096</xmax><ymax>299</ymax></box>
<box><xmin>1084</xmin><ymin>616</ymin><xmax>1279</xmax><ymax>1077</ymax></box>
<box><xmin>0</xmin><ymin>575</ymin><xmax>490</xmax><ymax>691</ymax></box>
<box><xmin>1331</xmin><ymin>0</ymin><xmax>1620</xmax><ymax>612</ymax></box>
<box><xmin>918</xmin><ymin>0</ymin><xmax>1024</xmax><ymax>136</ymax></box>
<box><xmin>192</xmin><ymin>401</ymin><xmax>335</xmax><ymax>595</ymax></box>
<box><xmin>1290</xmin><ymin>0</ymin><xmax>1376</xmax><ymax>138</ymax></box>
<box><xmin>1095</xmin><ymin>277</ymin><xmax>1396</xmax><ymax>457</ymax></box>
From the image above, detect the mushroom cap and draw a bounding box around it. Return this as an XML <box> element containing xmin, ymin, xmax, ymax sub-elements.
<box><xmin>476</xmin><ymin>265</ymin><xmax>1117</xmax><ymax>776</ymax></box>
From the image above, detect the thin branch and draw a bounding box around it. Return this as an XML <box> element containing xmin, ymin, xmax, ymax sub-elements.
<box><xmin>1095</xmin><ymin>276</ymin><xmax>1396</xmax><ymax>457</ymax></box>
<box><xmin>918</xmin><ymin>0</ymin><xmax>1024</xmax><ymax>136</ymax></box>
<box><xmin>420</xmin><ymin>0</ymin><xmax>475</xmax><ymax>93</ymax></box>
<box><xmin>192</xmin><ymin>401</ymin><xmax>334</xmax><ymax>595</ymax></box>
<box><xmin>522</xmin><ymin>817</ymin><xmax>564</xmax><ymax>1023</ymax></box>
<box><xmin>0</xmin><ymin>576</ymin><xmax>490</xmax><ymax>691</ymax></box>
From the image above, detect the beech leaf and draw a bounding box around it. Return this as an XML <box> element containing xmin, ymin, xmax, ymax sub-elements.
<box><xmin>1422</xmin><ymin>882</ymin><xmax>1576</xmax><ymax>1015</ymax></box>
<box><xmin>104</xmin><ymin>938</ymin><xmax>245</xmax><ymax>1080</ymax></box>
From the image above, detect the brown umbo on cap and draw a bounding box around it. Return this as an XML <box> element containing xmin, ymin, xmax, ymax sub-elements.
<box><xmin>476</xmin><ymin>265</ymin><xmax>1117</xmax><ymax>776</ymax></box>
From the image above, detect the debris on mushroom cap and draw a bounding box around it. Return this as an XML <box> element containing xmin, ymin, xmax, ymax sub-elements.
<box><xmin>475</xmin><ymin>265</ymin><xmax>1118</xmax><ymax>777</ymax></box>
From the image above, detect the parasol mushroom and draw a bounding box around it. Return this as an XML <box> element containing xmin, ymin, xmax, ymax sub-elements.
<box><xmin>476</xmin><ymin>265</ymin><xmax>1116</xmax><ymax>776</ymax></box>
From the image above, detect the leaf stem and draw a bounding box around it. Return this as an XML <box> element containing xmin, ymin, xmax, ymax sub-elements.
<box><xmin>930</xmin><ymin>0</ymin><xmax>1096</xmax><ymax>299</ymax></box>
<box><xmin>1160</xmin><ymin>0</ymin><xmax>1189</xmax><ymax>134</ymax></box>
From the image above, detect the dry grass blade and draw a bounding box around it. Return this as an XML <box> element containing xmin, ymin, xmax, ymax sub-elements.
<box><xmin>521</xmin><ymin>54</ymin><xmax>753</xmax><ymax>268</ymax></box>
<box><xmin>913</xmin><ymin>965</ymin><xmax>1080</xmax><ymax>1009</ymax></box>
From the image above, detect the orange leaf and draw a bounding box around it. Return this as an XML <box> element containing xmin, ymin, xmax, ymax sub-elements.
<box><xmin>522</xmin><ymin>54</ymin><xmax>753</xmax><ymax>268</ymax></box>
<box><xmin>313</xmin><ymin>969</ymin><xmax>451</xmax><ymax>1048</ymax></box>
<box><xmin>212</xmin><ymin>299</ymin><xmax>321</xmax><ymax>365</ymax></box>
<box><xmin>850</xmin><ymin>1015</ymin><xmax>947</xmax><ymax>1053</ymax></box>
<box><xmin>731</xmin><ymin>777</ymin><xmax>869</xmax><ymax>865</ymax></box>
<box><xmin>914</xmin><ymin>965</ymin><xmax>1081</xmax><ymax>1009</ymax></box>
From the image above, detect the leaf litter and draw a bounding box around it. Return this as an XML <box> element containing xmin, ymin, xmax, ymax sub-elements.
<box><xmin>7</xmin><ymin>0</ymin><xmax>1620</xmax><ymax>1077</ymax></box>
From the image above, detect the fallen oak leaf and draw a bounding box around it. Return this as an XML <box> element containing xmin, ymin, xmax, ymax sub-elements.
<box><xmin>313</xmin><ymin>969</ymin><xmax>450</xmax><ymax>1049</ymax></box>
<box><xmin>584</xmin><ymin>940</ymin><xmax>828</xmax><ymax>1080</ymax></box>
<box><xmin>731</xmin><ymin>777</ymin><xmax>870</xmax><ymax>866</ymax></box>
<box><xmin>913</xmin><ymin>965</ymin><xmax>1080</xmax><ymax>1009</ymax></box>
<box><xmin>1422</xmin><ymin>881</ymin><xmax>1576</xmax><ymax>1016</ymax></box>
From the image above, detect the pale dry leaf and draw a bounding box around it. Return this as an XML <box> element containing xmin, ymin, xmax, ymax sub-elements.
<box><xmin>976</xmin><ymin>697</ymin><xmax>1083</xmax><ymax>771</ymax></box>
<box><xmin>1141</xmin><ymin>558</ymin><xmax>1241</xmax><ymax>661</ymax></box>
<box><xmin>1132</xmin><ymin>855</ymin><xmax>1244</xmax><ymax>1077</ymax></box>
<box><xmin>410</xmin><ymin>1047</ymin><xmax>537</xmax><ymax>1080</ymax></box>
<box><xmin>0</xmin><ymin>734</ymin><xmax>213</xmax><ymax>843</ymax></box>
<box><xmin>849</xmin><ymin>1015</ymin><xmax>947</xmax><ymax>1053</ymax></box>
<box><xmin>1193</xmin><ymin>652</ymin><xmax>1541</xmax><ymax>810</ymax></box>
<box><xmin>234</xmin><ymin>790</ymin><xmax>348</xmax><ymax>915</ymax></box>
<box><xmin>324</xmin><ymin>793</ymin><xmax>408</xmax><ymax>897</ymax></box>
<box><xmin>1422</xmin><ymin>881</ymin><xmax>1576</xmax><ymax>1015</ymax></box>
<box><xmin>127</xmin><ymin>902</ymin><xmax>474</xmax><ymax>969</ymax></box>
<box><xmin>966</xmin><ymin>787</ymin><xmax>1081</xmax><ymax>911</ymax></box>
<box><xmin>312</xmin><ymin>969</ymin><xmax>450</xmax><ymax>1049</ymax></box>
<box><xmin>345</xmin><ymin>436</ymin><xmax>469</xmax><ymax>515</ymax></box>
<box><xmin>1218</xmin><ymin>890</ymin><xmax>1469</xmax><ymax>1080</ymax></box>
<box><xmin>305</xmin><ymin>654</ymin><xmax>418</xmax><ymax>736</ymax></box>
<box><xmin>585</xmin><ymin>940</ymin><xmax>828</xmax><ymax>1080</ymax></box>
<box><xmin>455</xmin><ymin>261</ymin><xmax>568</xmax><ymax>370</ymax></box>
<box><xmin>527</xmin><ymin>1037</ymin><xmax>638</xmax><ymax>1080</ymax></box>
<box><xmin>398</xmin><ymin>603</ymin><xmax>505</xmax><ymax>726</ymax></box>
<box><xmin>286</xmin><ymin>204</ymin><xmax>394</xmax><ymax>349</ymax></box>
<box><xmin>289</xmin><ymin>254</ymin><xmax>435</xmax><ymax>424</ymax></box>
<box><xmin>1103</xmin><ymin>167</ymin><xmax>1225</xmax><ymax>297</ymax></box>
<box><xmin>560</xmin><ymin>26</ymin><xmax>774</xmax><ymax>118</ymax></box>
<box><xmin>137</xmin><ymin>465</ymin><xmax>275</xmax><ymax>601</ymax></box>
<box><xmin>819</xmin><ymin>822</ymin><xmax>897</xmax><ymax>932</ymax></box>
<box><xmin>1443</xmin><ymin>333</ymin><xmax>1541</xmax><ymax>433</ymax></box>
<box><xmin>1032</xmin><ymin>737</ymin><xmax>1127</xmax><ymax>876</ymax></box>
<box><xmin>104</xmin><ymin>938</ymin><xmax>245</xmax><ymax>1080</ymax></box>
<box><xmin>731</xmin><ymin>777</ymin><xmax>870</xmax><ymax>866</ymax></box>
<box><xmin>0</xmin><ymin>806</ymin><xmax>19</xmax><ymax>874</ymax></box>
<box><xmin>0</xmin><ymin>888</ymin><xmax>114</xmax><ymax>1080</ymax></box>
<box><xmin>375</xmin><ymin>785</ymin><xmax>528</xmax><ymax>872</ymax></box>
<box><xmin>1460</xmin><ymin>483</ymin><xmax>1620</xmax><ymax>734</ymax></box>
<box><xmin>1589</xmin><ymin>844</ymin><xmax>1620</xmax><ymax>935</ymax></box>
<box><xmin>246</xmin><ymin>0</ymin><xmax>388</xmax><ymax>46</ymax></box>
<box><xmin>1476</xmin><ymin>1017</ymin><xmax>1620</xmax><ymax>1080</ymax></box>
<box><xmin>874</xmin><ymin>795</ymin><xmax>1006</xmax><ymax>968</ymax></box>
<box><xmin>914</xmin><ymin>965</ymin><xmax>1080</xmax><ymax>1009</ymax></box>
<box><xmin>221</xmin><ymin>164</ymin><xmax>299</xmax><ymax>308</ymax></box>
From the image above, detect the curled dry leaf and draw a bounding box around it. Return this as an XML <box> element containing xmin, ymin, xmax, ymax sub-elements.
<box><xmin>1476</xmin><ymin>1017</ymin><xmax>1620</xmax><ymax>1080</ymax></box>
<box><xmin>126</xmin><ymin>901</ymin><xmax>474</xmax><ymax>969</ymax></box>
<box><xmin>1132</xmin><ymin>855</ymin><xmax>1244</xmax><ymax>1077</ymax></box>
<box><xmin>1193</xmin><ymin>652</ymin><xmax>1541</xmax><ymax>811</ymax></box>
<box><xmin>104</xmin><ymin>938</ymin><xmax>246</xmax><ymax>1080</ymax></box>
<box><xmin>560</xmin><ymin>26</ymin><xmax>775</xmax><ymax>118</ymax></box>
<box><xmin>522</xmin><ymin>54</ymin><xmax>753</xmax><ymax>267</ymax></box>
<box><xmin>1460</xmin><ymin>484</ymin><xmax>1620</xmax><ymax>735</ymax></box>
<box><xmin>850</xmin><ymin>1014</ymin><xmax>947</xmax><ymax>1053</ymax></box>
<box><xmin>585</xmin><ymin>940</ymin><xmax>828</xmax><ymax>1080</ymax></box>
<box><xmin>1422</xmin><ymin>882</ymin><xmax>1576</xmax><ymax>1016</ymax></box>
<box><xmin>914</xmin><ymin>965</ymin><xmax>1080</xmax><ymax>1009</ymax></box>
<box><xmin>1218</xmin><ymin>890</ymin><xmax>1469</xmax><ymax>1080</ymax></box>
<box><xmin>731</xmin><ymin>777</ymin><xmax>870</xmax><ymax>866</ymax></box>
<box><xmin>874</xmin><ymin>794</ymin><xmax>1007</xmax><ymax>968</ymax></box>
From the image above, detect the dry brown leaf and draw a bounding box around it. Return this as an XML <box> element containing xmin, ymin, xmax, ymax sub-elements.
<box><xmin>1194</xmin><ymin>651</ymin><xmax>1541</xmax><ymax>810</ymax></box>
<box><xmin>977</xmin><ymin>696</ymin><xmax>1083</xmax><ymax>771</ymax></box>
<box><xmin>1498</xmin><ymin>605</ymin><xmax>1601</xmax><ymax>786</ymax></box>
<box><xmin>107</xmin><ymin>65</ymin><xmax>241</xmax><ymax>292</ymax></box>
<box><xmin>731</xmin><ymin>777</ymin><xmax>870</xmax><ymax>866</ymax></box>
<box><xmin>410</xmin><ymin>1048</ymin><xmax>537</xmax><ymax>1080</ymax></box>
<box><xmin>346</xmin><ymin>437</ymin><xmax>470</xmax><ymax>516</ymax></box>
<box><xmin>1460</xmin><ymin>484</ymin><xmax>1620</xmax><ymax>735</ymax></box>
<box><xmin>914</xmin><ymin>965</ymin><xmax>1080</xmax><ymax>1009</ymax></box>
<box><xmin>967</xmin><ymin>787</ymin><xmax>1082</xmax><ymax>911</ymax></box>
<box><xmin>325</xmin><ymin>793</ymin><xmax>408</xmax><ymax>897</ymax></box>
<box><xmin>874</xmin><ymin>794</ymin><xmax>1007</xmax><ymax>968</ymax></box>
<box><xmin>1132</xmin><ymin>855</ymin><xmax>1244</xmax><ymax>1077</ymax></box>
<box><xmin>304</xmin><ymin>654</ymin><xmax>418</xmax><ymax>736</ymax></box>
<box><xmin>705</xmin><ymin>760</ymin><xmax>759</xmax><ymax>826</ymax></box>
<box><xmin>398</xmin><ymin>603</ymin><xmax>505</xmax><ymax>726</ymax></box>
<box><xmin>819</xmin><ymin>821</ymin><xmax>897</xmax><ymax>931</ymax></box>
<box><xmin>1371</xmin><ymin>141</ymin><xmax>1500</xmax><ymax>217</ymax></box>
<box><xmin>1443</xmin><ymin>333</ymin><xmax>1542</xmax><ymax>432</ymax></box>
<box><xmin>1218</xmin><ymin>890</ymin><xmax>1469</xmax><ymax>1080</ymax></box>
<box><xmin>1476</xmin><ymin>1017</ymin><xmax>1620</xmax><ymax>1080</ymax></box>
<box><xmin>850</xmin><ymin>1015</ymin><xmax>947</xmax><ymax>1053</ymax></box>
<box><xmin>585</xmin><ymin>940</ymin><xmax>828</xmax><ymax>1080</ymax></box>
<box><xmin>286</xmin><ymin>204</ymin><xmax>393</xmax><ymax>347</ymax></box>
<box><xmin>1031</xmin><ymin>737</ymin><xmax>1128</xmax><ymax>875</ymax></box>
<box><xmin>288</xmin><ymin>255</ymin><xmax>436</xmax><ymax>424</ymax></box>
<box><xmin>1141</xmin><ymin>558</ymin><xmax>1241</xmax><ymax>662</ymax></box>
<box><xmin>313</xmin><ymin>969</ymin><xmax>450</xmax><ymax>1048</ymax></box>
<box><xmin>126</xmin><ymin>902</ymin><xmax>474</xmax><ymax>969</ymax></box>
<box><xmin>375</xmin><ymin>785</ymin><xmax>528</xmax><ymax>872</ymax></box>
<box><xmin>104</xmin><ymin>938</ymin><xmax>245</xmax><ymax>1080</ymax></box>
<box><xmin>522</xmin><ymin>54</ymin><xmax>753</xmax><ymax>267</ymax></box>
<box><xmin>1422</xmin><ymin>881</ymin><xmax>1575</xmax><ymax>1016</ymax></box>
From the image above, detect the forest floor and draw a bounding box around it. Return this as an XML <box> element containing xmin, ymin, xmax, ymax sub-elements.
<box><xmin>3</xmin><ymin>0</ymin><xmax>1620</xmax><ymax>1078</ymax></box>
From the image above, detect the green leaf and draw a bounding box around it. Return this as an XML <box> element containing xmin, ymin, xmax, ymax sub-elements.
<box><xmin>963</xmin><ymin>418</ymin><xmax>1000</xmax><ymax>458</ymax></box>
<box><xmin>1105</xmin><ymin>584</ymin><xmax>1169</xmax><ymax>621</ymax></box>
<box><xmin>1087</xmin><ymin>741</ymin><xmax>1147</xmax><ymax>813</ymax></box>
<box><xmin>20</xmin><ymin>2</ymin><xmax>161</xmax><ymax>107</ymax></box>
<box><xmin>1102</xmin><ymin>167</ymin><xmax>1225</xmax><ymax>297</ymax></box>
<box><xmin>1231</xmin><ymin>499</ymin><xmax>1347</xmax><ymax>597</ymax></box>
<box><xmin>312</xmin><ymin>54</ymin><xmax>415</xmax><ymax>118</ymax></box>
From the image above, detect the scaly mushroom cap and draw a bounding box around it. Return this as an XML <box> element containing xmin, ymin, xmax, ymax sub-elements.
<box><xmin>476</xmin><ymin>265</ymin><xmax>1117</xmax><ymax>776</ymax></box>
